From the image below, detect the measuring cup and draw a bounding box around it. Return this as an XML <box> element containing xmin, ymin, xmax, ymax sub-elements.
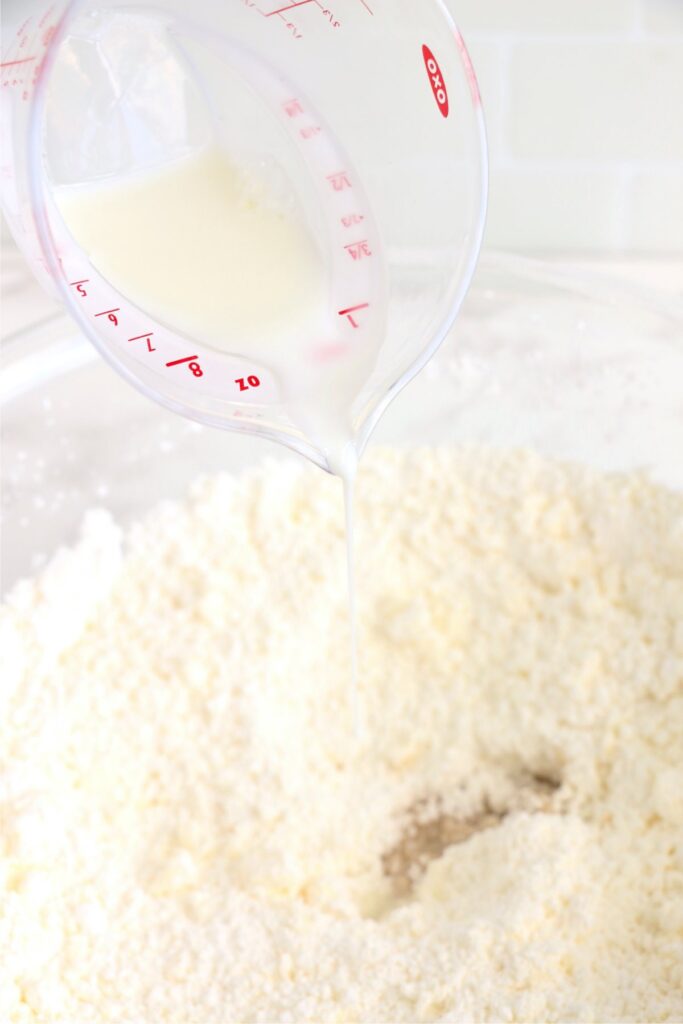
<box><xmin>1</xmin><ymin>0</ymin><xmax>487</xmax><ymax>471</ymax></box>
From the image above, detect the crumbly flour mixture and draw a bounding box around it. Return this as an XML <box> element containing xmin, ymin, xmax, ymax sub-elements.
<box><xmin>1</xmin><ymin>447</ymin><xmax>682</xmax><ymax>1024</ymax></box>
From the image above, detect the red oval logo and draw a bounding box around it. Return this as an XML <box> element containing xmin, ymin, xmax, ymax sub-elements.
<box><xmin>422</xmin><ymin>45</ymin><xmax>449</xmax><ymax>118</ymax></box>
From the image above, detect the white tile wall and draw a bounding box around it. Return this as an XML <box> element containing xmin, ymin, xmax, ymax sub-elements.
<box><xmin>448</xmin><ymin>0</ymin><xmax>683</xmax><ymax>252</ymax></box>
<box><xmin>509</xmin><ymin>42</ymin><xmax>683</xmax><ymax>161</ymax></box>
<box><xmin>641</xmin><ymin>0</ymin><xmax>683</xmax><ymax>34</ymax></box>
<box><xmin>486</xmin><ymin>167</ymin><xmax>624</xmax><ymax>251</ymax></box>
<box><xmin>629</xmin><ymin>170</ymin><xmax>683</xmax><ymax>250</ymax></box>
<box><xmin>1</xmin><ymin>1</ymin><xmax>680</xmax><ymax>255</ymax></box>
<box><xmin>453</xmin><ymin>0</ymin><xmax>638</xmax><ymax>34</ymax></box>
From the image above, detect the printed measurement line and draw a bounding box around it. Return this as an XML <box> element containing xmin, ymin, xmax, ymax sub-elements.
<box><xmin>95</xmin><ymin>308</ymin><xmax>120</xmax><ymax>324</ymax></box>
<box><xmin>129</xmin><ymin>332</ymin><xmax>156</xmax><ymax>351</ymax></box>
<box><xmin>339</xmin><ymin>302</ymin><xmax>369</xmax><ymax>326</ymax></box>
<box><xmin>328</xmin><ymin>171</ymin><xmax>352</xmax><ymax>191</ymax></box>
<box><xmin>266</xmin><ymin>0</ymin><xmax>313</xmax><ymax>16</ymax></box>
<box><xmin>0</xmin><ymin>57</ymin><xmax>36</xmax><ymax>68</ymax></box>
<box><xmin>344</xmin><ymin>239</ymin><xmax>372</xmax><ymax>260</ymax></box>
<box><xmin>283</xmin><ymin>98</ymin><xmax>304</xmax><ymax>117</ymax></box>
<box><xmin>165</xmin><ymin>355</ymin><xmax>199</xmax><ymax>367</ymax></box>
<box><xmin>339</xmin><ymin>303</ymin><xmax>369</xmax><ymax>315</ymax></box>
<box><xmin>356</xmin><ymin>0</ymin><xmax>373</xmax><ymax>13</ymax></box>
<box><xmin>342</xmin><ymin>213</ymin><xmax>364</xmax><ymax>227</ymax></box>
<box><xmin>250</xmin><ymin>0</ymin><xmax>353</xmax><ymax>36</ymax></box>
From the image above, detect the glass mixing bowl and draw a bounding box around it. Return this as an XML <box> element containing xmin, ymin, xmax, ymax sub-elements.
<box><xmin>2</xmin><ymin>254</ymin><xmax>682</xmax><ymax>594</ymax></box>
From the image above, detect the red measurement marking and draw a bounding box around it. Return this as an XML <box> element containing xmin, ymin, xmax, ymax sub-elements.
<box><xmin>320</xmin><ymin>8</ymin><xmax>340</xmax><ymax>28</ymax></box>
<box><xmin>338</xmin><ymin>302</ymin><xmax>369</xmax><ymax>328</ymax></box>
<box><xmin>129</xmin><ymin>332</ymin><xmax>156</xmax><ymax>352</ymax></box>
<box><xmin>70</xmin><ymin>279</ymin><xmax>89</xmax><ymax>297</ymax></box>
<box><xmin>266</xmin><ymin>0</ymin><xmax>313</xmax><ymax>14</ymax></box>
<box><xmin>166</xmin><ymin>355</ymin><xmax>198</xmax><ymax>367</ymax></box>
<box><xmin>39</xmin><ymin>6</ymin><xmax>56</xmax><ymax>28</ymax></box>
<box><xmin>283</xmin><ymin>98</ymin><xmax>304</xmax><ymax>118</ymax></box>
<box><xmin>95</xmin><ymin>308</ymin><xmax>120</xmax><ymax>326</ymax></box>
<box><xmin>344</xmin><ymin>240</ymin><xmax>372</xmax><ymax>261</ymax></box>
<box><xmin>282</xmin><ymin>20</ymin><xmax>302</xmax><ymax>37</ymax></box>
<box><xmin>314</xmin><ymin>342</ymin><xmax>347</xmax><ymax>363</ymax></box>
<box><xmin>358</xmin><ymin>0</ymin><xmax>373</xmax><ymax>12</ymax></box>
<box><xmin>0</xmin><ymin>57</ymin><xmax>36</xmax><ymax>68</ymax></box>
<box><xmin>328</xmin><ymin>171</ymin><xmax>352</xmax><ymax>192</ymax></box>
<box><xmin>166</xmin><ymin>355</ymin><xmax>204</xmax><ymax>377</ymax></box>
<box><xmin>235</xmin><ymin>376</ymin><xmax>261</xmax><ymax>392</ymax></box>
<box><xmin>300</xmin><ymin>125</ymin><xmax>321</xmax><ymax>140</ymax></box>
<box><xmin>454</xmin><ymin>30</ymin><xmax>481</xmax><ymax>106</ymax></box>
<box><xmin>341</xmin><ymin>213</ymin><xmax>365</xmax><ymax>228</ymax></box>
<box><xmin>422</xmin><ymin>45</ymin><xmax>449</xmax><ymax>119</ymax></box>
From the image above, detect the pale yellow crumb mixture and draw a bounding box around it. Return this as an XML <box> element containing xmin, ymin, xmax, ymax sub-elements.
<box><xmin>1</xmin><ymin>447</ymin><xmax>682</xmax><ymax>1023</ymax></box>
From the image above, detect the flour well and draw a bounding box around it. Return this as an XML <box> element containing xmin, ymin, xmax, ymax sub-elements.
<box><xmin>1</xmin><ymin>446</ymin><xmax>682</xmax><ymax>1023</ymax></box>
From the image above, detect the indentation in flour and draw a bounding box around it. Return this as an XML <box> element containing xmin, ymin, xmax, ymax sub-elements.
<box><xmin>382</xmin><ymin>771</ymin><xmax>564</xmax><ymax>902</ymax></box>
<box><xmin>3</xmin><ymin>447</ymin><xmax>682</xmax><ymax>1023</ymax></box>
<box><xmin>382</xmin><ymin>804</ymin><xmax>503</xmax><ymax>900</ymax></box>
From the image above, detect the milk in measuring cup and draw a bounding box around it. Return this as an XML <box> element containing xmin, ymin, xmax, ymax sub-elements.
<box><xmin>57</xmin><ymin>145</ymin><xmax>367</xmax><ymax>726</ymax></box>
<box><xmin>56</xmin><ymin>146</ymin><xmax>377</xmax><ymax>476</ymax></box>
<box><xmin>57</xmin><ymin>148</ymin><xmax>324</xmax><ymax>350</ymax></box>
<box><xmin>2</xmin><ymin>0</ymin><xmax>487</xmax><ymax>740</ymax></box>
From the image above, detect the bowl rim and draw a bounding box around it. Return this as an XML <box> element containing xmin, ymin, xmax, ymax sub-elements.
<box><xmin>2</xmin><ymin>252</ymin><xmax>681</xmax><ymax>406</ymax></box>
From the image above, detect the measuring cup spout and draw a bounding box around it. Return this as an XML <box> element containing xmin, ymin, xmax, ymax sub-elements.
<box><xmin>1</xmin><ymin>0</ymin><xmax>487</xmax><ymax>468</ymax></box>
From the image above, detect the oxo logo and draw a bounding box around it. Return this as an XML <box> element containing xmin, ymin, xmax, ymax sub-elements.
<box><xmin>422</xmin><ymin>45</ymin><xmax>449</xmax><ymax>118</ymax></box>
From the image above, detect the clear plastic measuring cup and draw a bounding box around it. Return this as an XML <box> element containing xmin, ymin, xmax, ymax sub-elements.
<box><xmin>1</xmin><ymin>0</ymin><xmax>487</xmax><ymax>471</ymax></box>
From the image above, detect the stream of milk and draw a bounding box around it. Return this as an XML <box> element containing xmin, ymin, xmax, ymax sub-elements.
<box><xmin>57</xmin><ymin>146</ymin><xmax>369</xmax><ymax>727</ymax></box>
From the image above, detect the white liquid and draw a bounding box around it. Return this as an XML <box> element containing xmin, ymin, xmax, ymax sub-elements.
<box><xmin>57</xmin><ymin>148</ymin><xmax>380</xmax><ymax>468</ymax></box>
<box><xmin>57</xmin><ymin>148</ymin><xmax>327</xmax><ymax>343</ymax></box>
<box><xmin>337</xmin><ymin>442</ymin><xmax>360</xmax><ymax>736</ymax></box>
<box><xmin>57</xmin><ymin>147</ymin><xmax>367</xmax><ymax>719</ymax></box>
